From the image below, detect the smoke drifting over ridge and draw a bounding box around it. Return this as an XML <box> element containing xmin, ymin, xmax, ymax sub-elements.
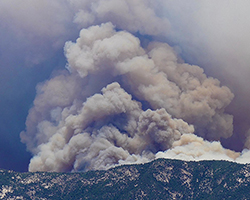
<box><xmin>12</xmin><ymin>0</ymin><xmax>250</xmax><ymax>172</ymax></box>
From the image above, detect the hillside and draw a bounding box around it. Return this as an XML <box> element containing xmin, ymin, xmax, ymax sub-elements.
<box><xmin>1</xmin><ymin>159</ymin><xmax>250</xmax><ymax>199</ymax></box>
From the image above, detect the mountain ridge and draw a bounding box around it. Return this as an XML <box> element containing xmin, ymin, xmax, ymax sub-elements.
<box><xmin>1</xmin><ymin>158</ymin><xmax>250</xmax><ymax>199</ymax></box>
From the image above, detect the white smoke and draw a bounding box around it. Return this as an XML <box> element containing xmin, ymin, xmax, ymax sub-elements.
<box><xmin>155</xmin><ymin>134</ymin><xmax>250</xmax><ymax>165</ymax></box>
<box><xmin>156</xmin><ymin>134</ymin><xmax>240</xmax><ymax>162</ymax></box>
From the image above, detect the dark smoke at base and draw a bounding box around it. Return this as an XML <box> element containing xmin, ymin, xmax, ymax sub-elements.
<box><xmin>15</xmin><ymin>0</ymin><xmax>250</xmax><ymax>172</ymax></box>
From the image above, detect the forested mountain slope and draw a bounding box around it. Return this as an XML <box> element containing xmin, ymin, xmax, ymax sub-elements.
<box><xmin>1</xmin><ymin>159</ymin><xmax>250</xmax><ymax>199</ymax></box>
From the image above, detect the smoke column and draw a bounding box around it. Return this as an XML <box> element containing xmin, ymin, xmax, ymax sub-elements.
<box><xmin>16</xmin><ymin>0</ymin><xmax>250</xmax><ymax>172</ymax></box>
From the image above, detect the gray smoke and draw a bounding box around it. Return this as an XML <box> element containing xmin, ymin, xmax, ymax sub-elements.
<box><xmin>0</xmin><ymin>0</ymin><xmax>77</xmax><ymax>65</ymax></box>
<box><xmin>21</xmin><ymin>21</ymin><xmax>237</xmax><ymax>172</ymax></box>
<box><xmin>13</xmin><ymin>0</ymin><xmax>250</xmax><ymax>172</ymax></box>
<box><xmin>24</xmin><ymin>81</ymin><xmax>194</xmax><ymax>172</ymax></box>
<box><xmin>159</xmin><ymin>1</ymin><xmax>250</xmax><ymax>147</ymax></box>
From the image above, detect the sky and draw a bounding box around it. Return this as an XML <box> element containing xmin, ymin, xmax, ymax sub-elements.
<box><xmin>1</xmin><ymin>0</ymin><xmax>250</xmax><ymax>172</ymax></box>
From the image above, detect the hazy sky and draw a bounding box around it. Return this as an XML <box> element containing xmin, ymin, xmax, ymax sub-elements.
<box><xmin>1</xmin><ymin>1</ymin><xmax>250</xmax><ymax>172</ymax></box>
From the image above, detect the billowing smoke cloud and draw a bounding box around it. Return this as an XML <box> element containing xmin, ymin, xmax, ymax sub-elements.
<box><xmin>21</xmin><ymin>21</ymin><xmax>237</xmax><ymax>172</ymax></box>
<box><xmin>156</xmin><ymin>134</ymin><xmax>241</xmax><ymax>162</ymax></box>
<box><xmin>159</xmin><ymin>1</ymin><xmax>250</xmax><ymax>148</ymax></box>
<box><xmin>25</xmin><ymin>81</ymin><xmax>194</xmax><ymax>172</ymax></box>
<box><xmin>155</xmin><ymin>133</ymin><xmax>250</xmax><ymax>165</ymax></box>
<box><xmin>69</xmin><ymin>0</ymin><xmax>171</xmax><ymax>36</ymax></box>
<box><xmin>0</xmin><ymin>0</ymin><xmax>243</xmax><ymax>172</ymax></box>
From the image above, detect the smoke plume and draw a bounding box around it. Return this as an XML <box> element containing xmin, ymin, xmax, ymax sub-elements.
<box><xmin>21</xmin><ymin>21</ymin><xmax>236</xmax><ymax>172</ymax></box>
<box><xmin>17</xmin><ymin>0</ymin><xmax>250</xmax><ymax>172</ymax></box>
